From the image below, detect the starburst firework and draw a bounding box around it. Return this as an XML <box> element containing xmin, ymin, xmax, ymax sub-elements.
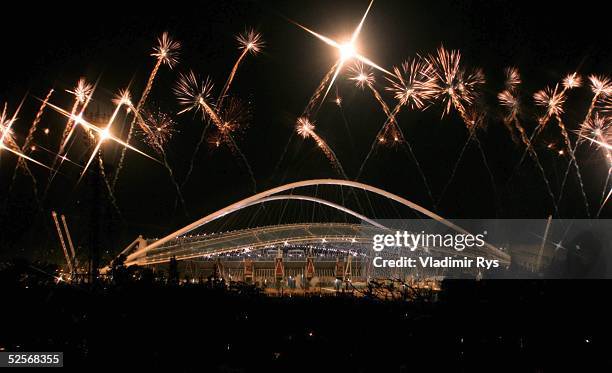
<box><xmin>237</xmin><ymin>28</ymin><xmax>264</xmax><ymax>55</ymax></box>
<box><xmin>151</xmin><ymin>31</ymin><xmax>181</xmax><ymax>68</ymax></box>
<box><xmin>386</xmin><ymin>58</ymin><xmax>436</xmax><ymax>110</ymax></box>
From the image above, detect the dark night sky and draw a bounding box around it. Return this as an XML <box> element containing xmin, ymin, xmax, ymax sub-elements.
<box><xmin>0</xmin><ymin>0</ymin><xmax>610</xmax><ymax>263</ymax></box>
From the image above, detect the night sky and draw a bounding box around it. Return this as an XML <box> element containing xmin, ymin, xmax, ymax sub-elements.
<box><xmin>0</xmin><ymin>0</ymin><xmax>610</xmax><ymax>263</ymax></box>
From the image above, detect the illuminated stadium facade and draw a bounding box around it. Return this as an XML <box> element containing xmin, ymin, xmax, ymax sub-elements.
<box><xmin>109</xmin><ymin>179</ymin><xmax>511</xmax><ymax>286</ymax></box>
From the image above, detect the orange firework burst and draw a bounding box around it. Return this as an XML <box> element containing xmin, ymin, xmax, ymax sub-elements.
<box><xmin>504</xmin><ymin>67</ymin><xmax>521</xmax><ymax>91</ymax></box>
<box><xmin>386</xmin><ymin>57</ymin><xmax>437</xmax><ymax>110</ymax></box>
<box><xmin>428</xmin><ymin>46</ymin><xmax>485</xmax><ymax>121</ymax></box>
<box><xmin>563</xmin><ymin>72</ymin><xmax>582</xmax><ymax>90</ymax></box>
<box><xmin>140</xmin><ymin>110</ymin><xmax>177</xmax><ymax>151</ymax></box>
<box><xmin>174</xmin><ymin>71</ymin><xmax>215</xmax><ymax>117</ymax></box>
<box><xmin>498</xmin><ymin>90</ymin><xmax>520</xmax><ymax>117</ymax></box>
<box><xmin>348</xmin><ymin>62</ymin><xmax>375</xmax><ymax>89</ymax></box>
<box><xmin>236</xmin><ymin>28</ymin><xmax>264</xmax><ymax>55</ymax></box>
<box><xmin>534</xmin><ymin>85</ymin><xmax>566</xmax><ymax>119</ymax></box>
<box><xmin>66</xmin><ymin>78</ymin><xmax>93</xmax><ymax>104</ymax></box>
<box><xmin>589</xmin><ymin>75</ymin><xmax>612</xmax><ymax>96</ymax></box>
<box><xmin>296</xmin><ymin>117</ymin><xmax>316</xmax><ymax>139</ymax></box>
<box><xmin>151</xmin><ymin>31</ymin><xmax>181</xmax><ymax>69</ymax></box>
<box><xmin>580</xmin><ymin>113</ymin><xmax>611</xmax><ymax>148</ymax></box>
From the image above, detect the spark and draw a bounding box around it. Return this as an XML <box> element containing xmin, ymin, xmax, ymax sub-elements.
<box><xmin>174</xmin><ymin>71</ymin><xmax>215</xmax><ymax>117</ymax></box>
<box><xmin>140</xmin><ymin>110</ymin><xmax>177</xmax><ymax>150</ymax></box>
<box><xmin>498</xmin><ymin>83</ymin><xmax>558</xmax><ymax>212</ymax></box>
<box><xmin>113</xmin><ymin>32</ymin><xmax>180</xmax><ymax>189</ymax></box>
<box><xmin>534</xmin><ymin>84</ymin><xmax>566</xmax><ymax>120</ymax></box>
<box><xmin>175</xmin><ymin>71</ymin><xmax>256</xmax><ymax>192</ymax></box>
<box><xmin>356</xmin><ymin>57</ymin><xmax>436</xmax><ymax>205</ymax></box>
<box><xmin>589</xmin><ymin>75</ymin><xmax>612</xmax><ymax>96</ymax></box>
<box><xmin>182</xmin><ymin>29</ymin><xmax>262</xmax><ymax>189</ymax></box>
<box><xmin>578</xmin><ymin>135</ymin><xmax>612</xmax><ymax>149</ymax></box>
<box><xmin>45</xmin><ymin>101</ymin><xmax>158</xmax><ymax>168</ymax></box>
<box><xmin>151</xmin><ymin>31</ymin><xmax>181</xmax><ymax>69</ymax></box>
<box><xmin>386</xmin><ymin>57</ymin><xmax>437</xmax><ymax>110</ymax></box>
<box><xmin>218</xmin><ymin>28</ymin><xmax>265</xmax><ymax>110</ymax></box>
<box><xmin>0</xmin><ymin>101</ymin><xmax>51</xmax><ymax>170</ymax></box>
<box><xmin>498</xmin><ymin>90</ymin><xmax>520</xmax><ymax>117</ymax></box>
<box><xmin>295</xmin><ymin>117</ymin><xmax>348</xmax><ymax>178</ymax></box>
<box><xmin>237</xmin><ymin>28</ymin><xmax>264</xmax><ymax>55</ymax></box>
<box><xmin>504</xmin><ymin>67</ymin><xmax>521</xmax><ymax>91</ymax></box>
<box><xmin>563</xmin><ymin>72</ymin><xmax>582</xmax><ymax>90</ymax></box>
<box><xmin>66</xmin><ymin>78</ymin><xmax>93</xmax><ymax>104</ymax></box>
<box><xmin>580</xmin><ymin>113</ymin><xmax>611</xmax><ymax>144</ymax></box>
<box><xmin>428</xmin><ymin>46</ymin><xmax>485</xmax><ymax>123</ymax></box>
<box><xmin>296</xmin><ymin>117</ymin><xmax>315</xmax><ymax>139</ymax></box>
<box><xmin>349</xmin><ymin>62</ymin><xmax>374</xmax><ymax>89</ymax></box>
<box><xmin>293</xmin><ymin>0</ymin><xmax>391</xmax><ymax>105</ymax></box>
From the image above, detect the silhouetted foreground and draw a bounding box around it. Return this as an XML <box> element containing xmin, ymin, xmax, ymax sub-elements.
<box><xmin>1</xmin><ymin>261</ymin><xmax>611</xmax><ymax>372</ymax></box>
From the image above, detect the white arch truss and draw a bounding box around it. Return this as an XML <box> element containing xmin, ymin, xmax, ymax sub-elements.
<box><xmin>124</xmin><ymin>179</ymin><xmax>510</xmax><ymax>264</ymax></box>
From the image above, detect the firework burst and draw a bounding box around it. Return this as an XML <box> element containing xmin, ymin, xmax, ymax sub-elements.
<box><xmin>236</xmin><ymin>28</ymin><xmax>264</xmax><ymax>55</ymax></box>
<box><xmin>504</xmin><ymin>67</ymin><xmax>521</xmax><ymax>91</ymax></box>
<box><xmin>66</xmin><ymin>78</ymin><xmax>93</xmax><ymax>104</ymax></box>
<box><xmin>151</xmin><ymin>31</ymin><xmax>181</xmax><ymax>69</ymax></box>
<box><xmin>295</xmin><ymin>116</ymin><xmax>347</xmax><ymax>177</ymax></box>
<box><xmin>218</xmin><ymin>28</ymin><xmax>264</xmax><ymax>110</ymax></box>
<box><xmin>563</xmin><ymin>72</ymin><xmax>582</xmax><ymax>90</ymax></box>
<box><xmin>113</xmin><ymin>32</ymin><xmax>180</xmax><ymax>189</ymax></box>
<box><xmin>0</xmin><ymin>101</ymin><xmax>49</xmax><ymax>171</ymax></box>
<box><xmin>386</xmin><ymin>58</ymin><xmax>436</xmax><ymax>110</ymax></box>
<box><xmin>174</xmin><ymin>71</ymin><xmax>215</xmax><ymax>117</ymax></box>
<box><xmin>140</xmin><ymin>110</ymin><xmax>177</xmax><ymax>151</ymax></box>
<box><xmin>498</xmin><ymin>73</ymin><xmax>559</xmax><ymax>214</ymax></box>
<box><xmin>427</xmin><ymin>46</ymin><xmax>486</xmax><ymax>131</ymax></box>
<box><xmin>349</xmin><ymin>62</ymin><xmax>375</xmax><ymax>89</ymax></box>
<box><xmin>175</xmin><ymin>70</ymin><xmax>257</xmax><ymax>192</ymax></box>
<box><xmin>534</xmin><ymin>85</ymin><xmax>566</xmax><ymax>120</ymax></box>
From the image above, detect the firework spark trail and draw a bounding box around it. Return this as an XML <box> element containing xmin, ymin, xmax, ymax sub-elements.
<box><xmin>498</xmin><ymin>69</ymin><xmax>560</xmax><ymax>214</ymax></box>
<box><xmin>356</xmin><ymin>103</ymin><xmax>402</xmax><ymax>180</ymax></box>
<box><xmin>554</xmin><ymin>113</ymin><xmax>590</xmax><ymax>216</ymax></box>
<box><xmin>515</xmin><ymin>79</ymin><xmax>575</xmax><ymax>171</ymax></box>
<box><xmin>201</xmin><ymin>86</ymin><xmax>257</xmax><ymax>193</ymax></box>
<box><xmin>362</xmin><ymin>85</ymin><xmax>435</xmax><ymax>207</ymax></box>
<box><xmin>182</xmin><ymin>30</ymin><xmax>263</xmax><ymax>190</ymax></box>
<box><xmin>1</xmin><ymin>100</ymin><xmax>51</xmax><ymax>179</ymax></box>
<box><xmin>218</xmin><ymin>29</ymin><xmax>264</xmax><ymax>110</ymax></box>
<box><xmin>508</xmin><ymin>110</ymin><xmax>559</xmax><ymax>214</ymax></box>
<box><xmin>175</xmin><ymin>71</ymin><xmax>257</xmax><ymax>192</ymax></box>
<box><xmin>436</xmin><ymin>128</ymin><xmax>475</xmax><ymax>206</ymax></box>
<box><xmin>8</xmin><ymin>88</ymin><xmax>54</xmax><ymax>198</ymax></box>
<box><xmin>22</xmin><ymin>89</ymin><xmax>54</xmax><ymax>157</ymax></box>
<box><xmin>97</xmin><ymin>150</ymin><xmax>122</xmax><ymax>218</ymax></box>
<box><xmin>306</xmin><ymin>63</ymin><xmax>340</xmax><ymax>117</ymax></box>
<box><xmin>145</xmin><ymin>112</ymin><xmax>188</xmax><ymax>216</ymax></box>
<box><xmin>272</xmin><ymin>63</ymin><xmax>340</xmax><ymax>176</ymax></box>
<box><xmin>557</xmin><ymin>75</ymin><xmax>611</xmax><ymax>210</ymax></box>
<box><xmin>353</xmin><ymin>59</ymin><xmax>437</xmax><ymax>205</ymax></box>
<box><xmin>55</xmin><ymin>79</ymin><xmax>94</xmax><ymax>165</ymax></box>
<box><xmin>46</xmin><ymin>85</ymin><xmax>89</xmax><ymax>186</ymax></box>
<box><xmin>112</xmin><ymin>32</ymin><xmax>180</xmax><ymax>190</ymax></box>
<box><xmin>334</xmin><ymin>94</ymin><xmax>355</xmax><ymax>150</ymax></box>
<box><xmin>423</xmin><ymin>46</ymin><xmax>497</xmax><ymax>207</ymax></box>
<box><xmin>1</xmin><ymin>103</ymin><xmax>39</xmax><ymax>199</ymax></box>
<box><xmin>578</xmin><ymin>114</ymin><xmax>612</xmax><ymax>216</ymax></box>
<box><xmin>296</xmin><ymin>117</ymin><xmax>348</xmax><ymax>178</ymax></box>
<box><xmin>126</xmin><ymin>102</ymin><xmax>189</xmax><ymax>215</ymax></box>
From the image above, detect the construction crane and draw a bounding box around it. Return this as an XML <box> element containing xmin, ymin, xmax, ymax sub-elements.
<box><xmin>52</xmin><ymin>211</ymin><xmax>74</xmax><ymax>276</ymax></box>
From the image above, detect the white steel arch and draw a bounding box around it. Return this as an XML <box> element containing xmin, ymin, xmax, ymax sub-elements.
<box><xmin>125</xmin><ymin>179</ymin><xmax>510</xmax><ymax>264</ymax></box>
